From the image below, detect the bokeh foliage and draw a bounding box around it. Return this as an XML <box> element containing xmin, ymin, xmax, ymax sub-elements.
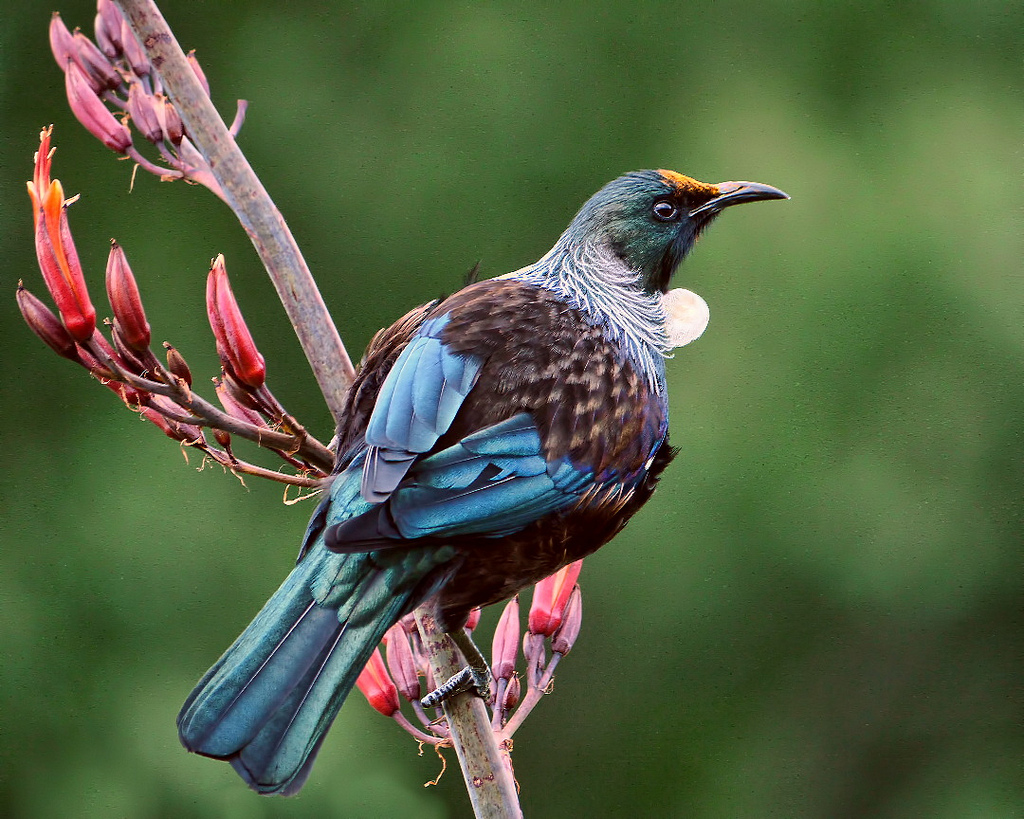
<box><xmin>1</xmin><ymin>1</ymin><xmax>1020</xmax><ymax>816</ymax></box>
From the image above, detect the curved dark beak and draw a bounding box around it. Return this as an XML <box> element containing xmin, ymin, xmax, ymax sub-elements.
<box><xmin>689</xmin><ymin>181</ymin><xmax>789</xmax><ymax>218</ymax></box>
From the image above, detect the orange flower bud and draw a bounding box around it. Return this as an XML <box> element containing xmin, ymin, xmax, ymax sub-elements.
<box><xmin>27</xmin><ymin>130</ymin><xmax>96</xmax><ymax>343</ymax></box>
<box><xmin>105</xmin><ymin>240</ymin><xmax>150</xmax><ymax>351</ymax></box>
<box><xmin>528</xmin><ymin>560</ymin><xmax>583</xmax><ymax>637</ymax></box>
<box><xmin>356</xmin><ymin>649</ymin><xmax>400</xmax><ymax>717</ymax></box>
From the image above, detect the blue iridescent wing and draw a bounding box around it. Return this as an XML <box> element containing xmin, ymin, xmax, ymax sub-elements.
<box><xmin>360</xmin><ymin>314</ymin><xmax>483</xmax><ymax>502</ymax></box>
<box><xmin>326</xmin><ymin>414</ymin><xmax>595</xmax><ymax>550</ymax></box>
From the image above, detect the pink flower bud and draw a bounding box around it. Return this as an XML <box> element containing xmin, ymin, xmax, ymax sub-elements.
<box><xmin>65</xmin><ymin>61</ymin><xmax>131</xmax><ymax>153</ymax></box>
<box><xmin>94</xmin><ymin>0</ymin><xmax>124</xmax><ymax>59</ymax></box>
<box><xmin>186</xmin><ymin>50</ymin><xmax>210</xmax><ymax>97</ymax></box>
<box><xmin>551</xmin><ymin>585</ymin><xmax>582</xmax><ymax>655</ymax></box>
<box><xmin>49</xmin><ymin>14</ymin><xmax>79</xmax><ymax>75</ymax></box>
<box><xmin>206</xmin><ymin>255</ymin><xmax>266</xmax><ymax>388</ymax></box>
<box><xmin>465</xmin><ymin>607</ymin><xmax>482</xmax><ymax>632</ymax></box>
<box><xmin>491</xmin><ymin>596</ymin><xmax>520</xmax><ymax>682</ymax></box>
<box><xmin>154</xmin><ymin>95</ymin><xmax>184</xmax><ymax>145</ymax></box>
<box><xmin>119</xmin><ymin>18</ymin><xmax>150</xmax><ymax>77</ymax></box>
<box><xmin>105</xmin><ymin>240</ymin><xmax>150</xmax><ymax>351</ymax></box>
<box><xmin>73</xmin><ymin>31</ymin><xmax>121</xmax><ymax>91</ymax></box>
<box><xmin>127</xmin><ymin>83</ymin><xmax>163</xmax><ymax>144</ymax></box>
<box><xmin>528</xmin><ymin>559</ymin><xmax>583</xmax><ymax>637</ymax></box>
<box><xmin>384</xmin><ymin>623</ymin><xmax>421</xmax><ymax>702</ymax></box>
<box><xmin>356</xmin><ymin>648</ymin><xmax>400</xmax><ymax>717</ymax></box>
<box><xmin>16</xmin><ymin>282</ymin><xmax>81</xmax><ymax>362</ymax></box>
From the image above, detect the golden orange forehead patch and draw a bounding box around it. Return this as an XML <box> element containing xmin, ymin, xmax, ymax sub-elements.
<box><xmin>657</xmin><ymin>169</ymin><xmax>718</xmax><ymax>198</ymax></box>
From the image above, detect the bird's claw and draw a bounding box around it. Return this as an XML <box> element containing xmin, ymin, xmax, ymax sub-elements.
<box><xmin>421</xmin><ymin>665</ymin><xmax>492</xmax><ymax>708</ymax></box>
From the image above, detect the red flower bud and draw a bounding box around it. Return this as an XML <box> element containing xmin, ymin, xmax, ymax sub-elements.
<box><xmin>491</xmin><ymin>596</ymin><xmax>520</xmax><ymax>682</ymax></box>
<box><xmin>528</xmin><ymin>559</ymin><xmax>583</xmax><ymax>637</ymax></box>
<box><xmin>356</xmin><ymin>648</ymin><xmax>400</xmax><ymax>717</ymax></box>
<box><xmin>206</xmin><ymin>255</ymin><xmax>266</xmax><ymax>388</ymax></box>
<box><xmin>27</xmin><ymin>130</ymin><xmax>96</xmax><ymax>343</ymax></box>
<box><xmin>65</xmin><ymin>61</ymin><xmax>131</xmax><ymax>153</ymax></box>
<box><xmin>384</xmin><ymin>623</ymin><xmax>421</xmax><ymax>702</ymax></box>
<box><xmin>105</xmin><ymin>240</ymin><xmax>150</xmax><ymax>351</ymax></box>
<box><xmin>465</xmin><ymin>607</ymin><xmax>482</xmax><ymax>632</ymax></box>
<box><xmin>16</xmin><ymin>282</ymin><xmax>81</xmax><ymax>362</ymax></box>
<box><xmin>551</xmin><ymin>585</ymin><xmax>582</xmax><ymax>656</ymax></box>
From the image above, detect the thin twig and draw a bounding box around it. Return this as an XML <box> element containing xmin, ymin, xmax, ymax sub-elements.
<box><xmin>87</xmin><ymin>340</ymin><xmax>334</xmax><ymax>472</ymax></box>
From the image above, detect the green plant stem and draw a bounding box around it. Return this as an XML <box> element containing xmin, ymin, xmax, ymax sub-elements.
<box><xmin>114</xmin><ymin>0</ymin><xmax>356</xmax><ymax>426</ymax></box>
<box><xmin>416</xmin><ymin>606</ymin><xmax>522</xmax><ymax>819</ymax></box>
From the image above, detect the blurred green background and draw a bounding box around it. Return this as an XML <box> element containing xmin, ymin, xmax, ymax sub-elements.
<box><xmin>1</xmin><ymin>1</ymin><xmax>1020</xmax><ymax>816</ymax></box>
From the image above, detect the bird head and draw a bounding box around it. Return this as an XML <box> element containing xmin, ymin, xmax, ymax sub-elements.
<box><xmin>562</xmin><ymin>169</ymin><xmax>788</xmax><ymax>293</ymax></box>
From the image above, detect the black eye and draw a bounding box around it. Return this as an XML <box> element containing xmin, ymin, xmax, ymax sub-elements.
<box><xmin>652</xmin><ymin>200</ymin><xmax>678</xmax><ymax>221</ymax></box>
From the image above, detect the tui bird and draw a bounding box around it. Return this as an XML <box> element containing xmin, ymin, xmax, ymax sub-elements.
<box><xmin>177</xmin><ymin>169</ymin><xmax>787</xmax><ymax>794</ymax></box>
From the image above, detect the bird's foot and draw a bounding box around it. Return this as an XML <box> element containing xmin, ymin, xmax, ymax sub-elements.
<box><xmin>421</xmin><ymin>664</ymin><xmax>492</xmax><ymax>709</ymax></box>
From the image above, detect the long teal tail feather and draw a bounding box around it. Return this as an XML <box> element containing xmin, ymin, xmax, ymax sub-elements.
<box><xmin>178</xmin><ymin>485</ymin><xmax>457</xmax><ymax>795</ymax></box>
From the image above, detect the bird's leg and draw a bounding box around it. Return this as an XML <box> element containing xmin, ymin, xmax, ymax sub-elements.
<box><xmin>421</xmin><ymin>628</ymin><xmax>492</xmax><ymax>708</ymax></box>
